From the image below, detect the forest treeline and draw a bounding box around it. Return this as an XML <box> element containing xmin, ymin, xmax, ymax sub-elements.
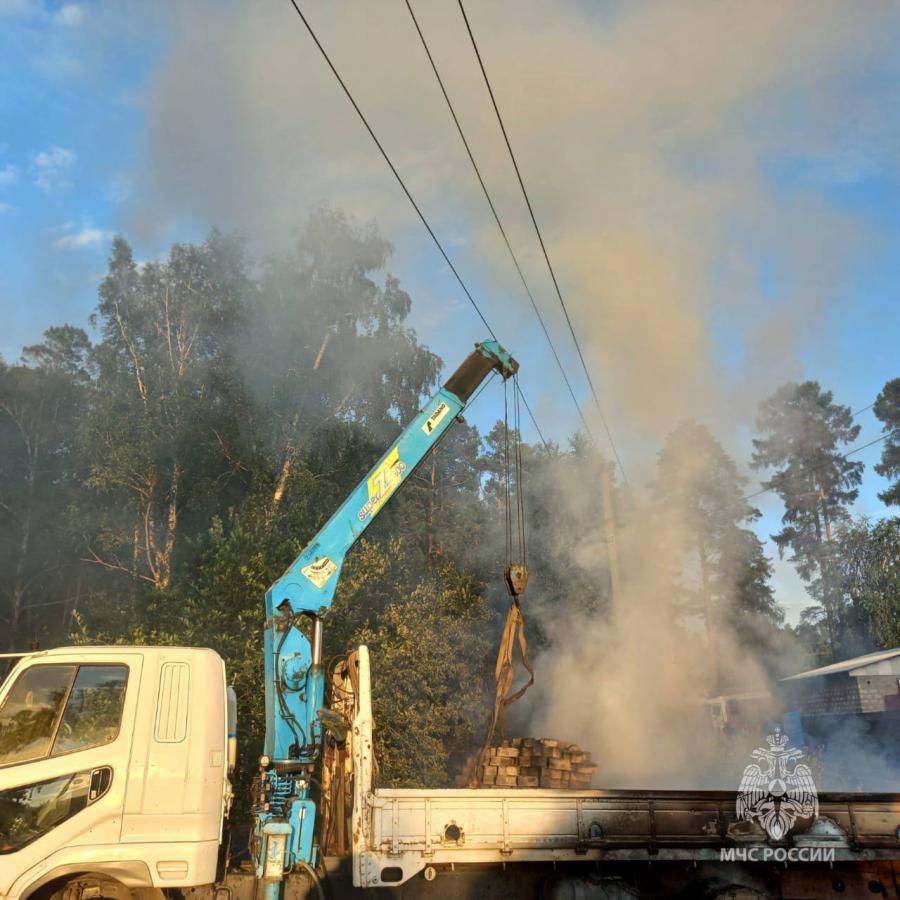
<box><xmin>1</xmin><ymin>208</ymin><xmax>898</xmax><ymax>797</ymax></box>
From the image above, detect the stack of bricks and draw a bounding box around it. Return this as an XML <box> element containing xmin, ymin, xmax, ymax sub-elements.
<box><xmin>475</xmin><ymin>738</ymin><xmax>597</xmax><ymax>789</ymax></box>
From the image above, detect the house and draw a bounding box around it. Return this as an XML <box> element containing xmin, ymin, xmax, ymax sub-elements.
<box><xmin>780</xmin><ymin>647</ymin><xmax>900</xmax><ymax>715</ymax></box>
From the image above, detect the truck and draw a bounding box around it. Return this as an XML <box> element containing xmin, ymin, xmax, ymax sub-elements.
<box><xmin>2</xmin><ymin>341</ymin><xmax>899</xmax><ymax>900</ymax></box>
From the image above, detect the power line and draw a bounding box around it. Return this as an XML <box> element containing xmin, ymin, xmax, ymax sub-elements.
<box><xmin>282</xmin><ymin>0</ymin><xmax>551</xmax><ymax>446</ymax></box>
<box><xmin>404</xmin><ymin>0</ymin><xmax>592</xmax><ymax>440</ymax></box>
<box><xmin>456</xmin><ymin>0</ymin><xmax>628</xmax><ymax>486</ymax></box>
<box><xmin>517</xmin><ymin>386</ymin><xmax>549</xmax><ymax>449</ymax></box>
<box><xmin>742</xmin><ymin>430</ymin><xmax>896</xmax><ymax>503</ymax></box>
<box><xmin>846</xmin><ymin>431</ymin><xmax>895</xmax><ymax>456</ymax></box>
<box><xmin>285</xmin><ymin>0</ymin><xmax>494</xmax><ymax>339</ymax></box>
<box><xmin>742</xmin><ymin>398</ymin><xmax>888</xmax><ymax>502</ymax></box>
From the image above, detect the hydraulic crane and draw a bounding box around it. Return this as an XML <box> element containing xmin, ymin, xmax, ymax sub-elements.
<box><xmin>252</xmin><ymin>339</ymin><xmax>519</xmax><ymax>895</ymax></box>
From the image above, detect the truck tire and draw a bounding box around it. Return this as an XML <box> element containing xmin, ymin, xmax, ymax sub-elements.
<box><xmin>35</xmin><ymin>876</ymin><xmax>164</xmax><ymax>900</ymax></box>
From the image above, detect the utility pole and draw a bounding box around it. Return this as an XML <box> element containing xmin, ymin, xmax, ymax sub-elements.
<box><xmin>600</xmin><ymin>460</ymin><xmax>622</xmax><ymax>606</ymax></box>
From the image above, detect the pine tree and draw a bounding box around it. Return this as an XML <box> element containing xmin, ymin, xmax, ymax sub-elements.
<box><xmin>751</xmin><ymin>382</ymin><xmax>863</xmax><ymax>659</ymax></box>
<box><xmin>656</xmin><ymin>420</ymin><xmax>777</xmax><ymax>690</ymax></box>
<box><xmin>873</xmin><ymin>377</ymin><xmax>900</xmax><ymax>507</ymax></box>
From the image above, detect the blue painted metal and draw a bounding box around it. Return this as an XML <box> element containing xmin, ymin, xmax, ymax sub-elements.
<box><xmin>252</xmin><ymin>340</ymin><xmax>517</xmax><ymax>887</ymax></box>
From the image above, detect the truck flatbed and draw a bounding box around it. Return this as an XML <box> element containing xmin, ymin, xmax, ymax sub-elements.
<box><xmin>355</xmin><ymin>786</ymin><xmax>900</xmax><ymax>887</ymax></box>
<box><xmin>345</xmin><ymin>647</ymin><xmax>900</xmax><ymax>889</ymax></box>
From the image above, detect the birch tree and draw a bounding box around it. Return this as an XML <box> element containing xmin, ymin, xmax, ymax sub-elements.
<box><xmin>82</xmin><ymin>233</ymin><xmax>248</xmax><ymax>591</ymax></box>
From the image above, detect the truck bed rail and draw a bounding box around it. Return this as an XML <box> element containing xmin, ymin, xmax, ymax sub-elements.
<box><xmin>355</xmin><ymin>787</ymin><xmax>900</xmax><ymax>887</ymax></box>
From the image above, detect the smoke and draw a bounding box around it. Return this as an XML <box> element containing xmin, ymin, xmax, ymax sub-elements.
<box><xmin>128</xmin><ymin>0</ymin><xmax>897</xmax><ymax>447</ymax></box>
<box><xmin>806</xmin><ymin>713</ymin><xmax>900</xmax><ymax>792</ymax></box>
<box><xmin>516</xmin><ymin>448</ymin><xmax>786</xmax><ymax>790</ymax></box>
<box><xmin>126</xmin><ymin>2</ymin><xmax>900</xmax><ymax>787</ymax></box>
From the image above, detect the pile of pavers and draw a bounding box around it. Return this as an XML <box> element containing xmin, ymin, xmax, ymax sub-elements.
<box><xmin>473</xmin><ymin>738</ymin><xmax>597</xmax><ymax>788</ymax></box>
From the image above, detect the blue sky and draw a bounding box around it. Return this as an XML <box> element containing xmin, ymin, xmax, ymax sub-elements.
<box><xmin>1</xmin><ymin>1</ymin><xmax>898</xmax><ymax>624</ymax></box>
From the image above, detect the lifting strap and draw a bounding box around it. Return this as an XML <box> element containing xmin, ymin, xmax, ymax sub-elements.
<box><xmin>471</xmin><ymin>598</ymin><xmax>534</xmax><ymax>783</ymax></box>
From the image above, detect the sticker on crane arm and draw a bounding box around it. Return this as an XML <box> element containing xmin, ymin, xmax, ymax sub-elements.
<box><xmin>422</xmin><ymin>401</ymin><xmax>451</xmax><ymax>436</ymax></box>
<box><xmin>357</xmin><ymin>447</ymin><xmax>407</xmax><ymax>521</ymax></box>
<box><xmin>301</xmin><ymin>556</ymin><xmax>337</xmax><ymax>589</ymax></box>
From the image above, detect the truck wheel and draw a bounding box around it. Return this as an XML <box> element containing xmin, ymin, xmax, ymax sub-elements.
<box><xmin>38</xmin><ymin>877</ymin><xmax>161</xmax><ymax>900</ymax></box>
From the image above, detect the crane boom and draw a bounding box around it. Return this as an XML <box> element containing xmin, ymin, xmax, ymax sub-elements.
<box><xmin>253</xmin><ymin>340</ymin><xmax>518</xmax><ymax>893</ymax></box>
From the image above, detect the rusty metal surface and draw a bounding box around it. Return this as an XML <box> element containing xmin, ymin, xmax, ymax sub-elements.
<box><xmin>368</xmin><ymin>786</ymin><xmax>900</xmax><ymax>850</ymax></box>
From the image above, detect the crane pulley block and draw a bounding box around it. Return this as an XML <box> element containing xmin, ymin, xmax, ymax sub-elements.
<box><xmin>504</xmin><ymin>563</ymin><xmax>529</xmax><ymax>597</ymax></box>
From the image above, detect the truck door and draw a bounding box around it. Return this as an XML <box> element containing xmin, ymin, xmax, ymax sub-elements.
<box><xmin>0</xmin><ymin>654</ymin><xmax>143</xmax><ymax>889</ymax></box>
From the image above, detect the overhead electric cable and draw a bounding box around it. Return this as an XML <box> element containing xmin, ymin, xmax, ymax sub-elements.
<box><xmin>404</xmin><ymin>0</ymin><xmax>592</xmax><ymax>439</ymax></box>
<box><xmin>283</xmin><ymin>0</ymin><xmax>551</xmax><ymax>446</ymax></box>
<box><xmin>285</xmin><ymin>0</ymin><xmax>494</xmax><ymax>339</ymax></box>
<box><xmin>517</xmin><ymin>389</ymin><xmax>549</xmax><ymax>449</ymax></box>
<box><xmin>457</xmin><ymin>0</ymin><xmax>628</xmax><ymax>486</ymax></box>
<box><xmin>741</xmin><ymin>429</ymin><xmax>897</xmax><ymax>503</ymax></box>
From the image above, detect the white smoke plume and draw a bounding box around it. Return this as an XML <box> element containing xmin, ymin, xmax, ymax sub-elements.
<box><xmin>128</xmin><ymin>1</ymin><xmax>899</xmax><ymax>788</ymax></box>
<box><xmin>129</xmin><ymin>0</ymin><xmax>897</xmax><ymax>449</ymax></box>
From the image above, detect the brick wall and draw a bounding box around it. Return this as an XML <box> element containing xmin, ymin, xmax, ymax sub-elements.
<box><xmin>856</xmin><ymin>674</ymin><xmax>900</xmax><ymax>713</ymax></box>
<box><xmin>786</xmin><ymin>674</ymin><xmax>862</xmax><ymax>715</ymax></box>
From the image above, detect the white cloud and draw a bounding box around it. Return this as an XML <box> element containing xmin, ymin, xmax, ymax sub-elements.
<box><xmin>54</xmin><ymin>226</ymin><xmax>114</xmax><ymax>249</ymax></box>
<box><xmin>0</xmin><ymin>201</ymin><xmax>18</xmax><ymax>215</ymax></box>
<box><xmin>0</xmin><ymin>164</ymin><xmax>17</xmax><ymax>187</ymax></box>
<box><xmin>32</xmin><ymin>145</ymin><xmax>76</xmax><ymax>192</ymax></box>
<box><xmin>53</xmin><ymin>3</ymin><xmax>82</xmax><ymax>26</ymax></box>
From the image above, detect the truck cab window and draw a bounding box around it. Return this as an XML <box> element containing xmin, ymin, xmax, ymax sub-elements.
<box><xmin>53</xmin><ymin>666</ymin><xmax>127</xmax><ymax>755</ymax></box>
<box><xmin>0</xmin><ymin>664</ymin><xmax>127</xmax><ymax>766</ymax></box>
<box><xmin>0</xmin><ymin>770</ymin><xmax>92</xmax><ymax>854</ymax></box>
<box><xmin>0</xmin><ymin>666</ymin><xmax>76</xmax><ymax>765</ymax></box>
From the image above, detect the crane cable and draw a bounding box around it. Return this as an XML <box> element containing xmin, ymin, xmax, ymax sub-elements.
<box><xmin>470</xmin><ymin>377</ymin><xmax>534</xmax><ymax>779</ymax></box>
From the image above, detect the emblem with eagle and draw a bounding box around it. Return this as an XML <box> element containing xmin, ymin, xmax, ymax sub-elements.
<box><xmin>736</xmin><ymin>728</ymin><xmax>818</xmax><ymax>840</ymax></box>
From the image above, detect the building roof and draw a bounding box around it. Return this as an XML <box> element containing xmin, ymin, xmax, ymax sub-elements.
<box><xmin>780</xmin><ymin>647</ymin><xmax>900</xmax><ymax>682</ymax></box>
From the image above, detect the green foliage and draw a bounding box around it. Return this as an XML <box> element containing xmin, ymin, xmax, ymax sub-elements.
<box><xmin>655</xmin><ymin>420</ymin><xmax>781</xmax><ymax>687</ymax></box>
<box><xmin>81</xmin><ymin>231</ymin><xmax>252</xmax><ymax>592</ymax></box>
<box><xmin>873</xmin><ymin>377</ymin><xmax>900</xmax><ymax>507</ymax></box>
<box><xmin>18</xmin><ymin>203</ymin><xmax>898</xmax><ymax>816</ymax></box>
<box><xmin>751</xmin><ymin>381</ymin><xmax>863</xmax><ymax>658</ymax></box>
<box><xmin>836</xmin><ymin>516</ymin><xmax>900</xmax><ymax>650</ymax></box>
<box><xmin>0</xmin><ymin>329</ymin><xmax>91</xmax><ymax>648</ymax></box>
<box><xmin>332</xmin><ymin>541</ymin><xmax>492</xmax><ymax>787</ymax></box>
<box><xmin>62</xmin><ymin>209</ymin><xmax>492</xmax><ymax>808</ymax></box>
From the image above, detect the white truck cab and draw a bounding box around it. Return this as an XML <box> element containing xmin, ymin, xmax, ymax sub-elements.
<box><xmin>0</xmin><ymin>646</ymin><xmax>231</xmax><ymax>900</ymax></box>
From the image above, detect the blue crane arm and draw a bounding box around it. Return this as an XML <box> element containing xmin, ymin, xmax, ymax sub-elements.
<box><xmin>253</xmin><ymin>340</ymin><xmax>517</xmax><ymax>883</ymax></box>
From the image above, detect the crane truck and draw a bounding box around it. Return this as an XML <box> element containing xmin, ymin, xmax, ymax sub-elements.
<box><xmin>1</xmin><ymin>340</ymin><xmax>899</xmax><ymax>900</ymax></box>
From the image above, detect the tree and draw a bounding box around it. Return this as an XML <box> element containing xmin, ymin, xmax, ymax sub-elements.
<box><xmin>0</xmin><ymin>327</ymin><xmax>92</xmax><ymax>648</ymax></box>
<box><xmin>332</xmin><ymin>541</ymin><xmax>492</xmax><ymax>787</ymax></box>
<box><xmin>655</xmin><ymin>420</ymin><xmax>777</xmax><ymax>690</ymax></box>
<box><xmin>873</xmin><ymin>377</ymin><xmax>900</xmax><ymax>507</ymax></box>
<box><xmin>837</xmin><ymin>516</ymin><xmax>900</xmax><ymax>651</ymax></box>
<box><xmin>242</xmin><ymin>207</ymin><xmax>440</xmax><ymax>523</ymax></box>
<box><xmin>80</xmin><ymin>232</ymin><xmax>250</xmax><ymax>593</ymax></box>
<box><xmin>67</xmin><ymin>210</ymin><xmax>492</xmax><ymax>804</ymax></box>
<box><xmin>751</xmin><ymin>382</ymin><xmax>863</xmax><ymax>659</ymax></box>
